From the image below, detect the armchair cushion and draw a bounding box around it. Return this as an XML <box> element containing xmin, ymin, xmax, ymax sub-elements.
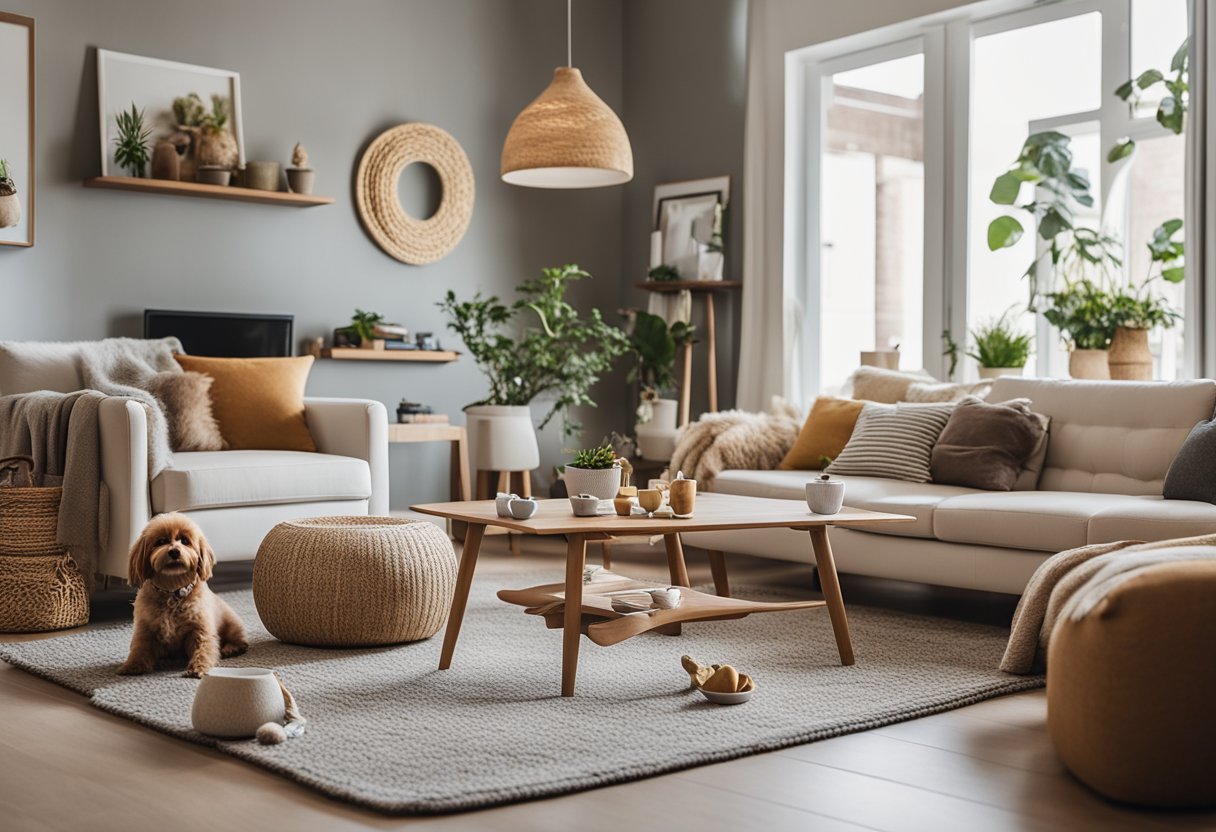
<box><xmin>152</xmin><ymin>450</ymin><xmax>371</xmax><ymax>512</ymax></box>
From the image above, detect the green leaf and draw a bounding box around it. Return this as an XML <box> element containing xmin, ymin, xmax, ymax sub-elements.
<box><xmin>1160</xmin><ymin>218</ymin><xmax>1184</xmax><ymax>236</ymax></box>
<box><xmin>1162</xmin><ymin>267</ymin><xmax>1186</xmax><ymax>283</ymax></box>
<box><xmin>1106</xmin><ymin>138</ymin><xmax>1135</xmax><ymax>163</ymax></box>
<box><xmin>989</xmin><ymin>171</ymin><xmax>1023</xmax><ymax>205</ymax></box>
<box><xmin>1038</xmin><ymin>207</ymin><xmax>1071</xmax><ymax>240</ymax></box>
<box><xmin>1158</xmin><ymin>96</ymin><xmax>1184</xmax><ymax>134</ymax></box>
<box><xmin>1114</xmin><ymin>79</ymin><xmax>1135</xmax><ymax>101</ymax></box>
<box><xmin>1136</xmin><ymin>69</ymin><xmax>1164</xmax><ymax>89</ymax></box>
<box><xmin>987</xmin><ymin>216</ymin><xmax>1023</xmax><ymax>251</ymax></box>
<box><xmin>1171</xmin><ymin>39</ymin><xmax>1189</xmax><ymax>73</ymax></box>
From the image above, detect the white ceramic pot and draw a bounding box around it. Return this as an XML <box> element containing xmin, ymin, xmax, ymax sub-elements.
<box><xmin>805</xmin><ymin>477</ymin><xmax>846</xmax><ymax>515</ymax></box>
<box><xmin>977</xmin><ymin>366</ymin><xmax>1024</xmax><ymax>379</ymax></box>
<box><xmin>563</xmin><ymin>465</ymin><xmax>622</xmax><ymax>500</ymax></box>
<box><xmin>636</xmin><ymin>398</ymin><xmax>679</xmax><ymax>461</ymax></box>
<box><xmin>0</xmin><ymin>194</ymin><xmax>20</xmax><ymax>229</ymax></box>
<box><xmin>465</xmin><ymin>405</ymin><xmax>540</xmax><ymax>483</ymax></box>
<box><xmin>191</xmin><ymin>667</ymin><xmax>285</xmax><ymax>738</ymax></box>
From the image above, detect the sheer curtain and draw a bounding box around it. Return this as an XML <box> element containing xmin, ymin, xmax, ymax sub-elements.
<box><xmin>1187</xmin><ymin>0</ymin><xmax>1216</xmax><ymax>377</ymax></box>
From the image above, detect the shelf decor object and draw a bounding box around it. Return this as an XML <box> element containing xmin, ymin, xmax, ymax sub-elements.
<box><xmin>82</xmin><ymin>176</ymin><xmax>333</xmax><ymax>207</ymax></box>
<box><xmin>500</xmin><ymin>0</ymin><xmax>632</xmax><ymax>188</ymax></box>
<box><xmin>355</xmin><ymin>123</ymin><xmax>474</xmax><ymax>265</ymax></box>
<box><xmin>0</xmin><ymin>12</ymin><xmax>34</xmax><ymax>248</ymax></box>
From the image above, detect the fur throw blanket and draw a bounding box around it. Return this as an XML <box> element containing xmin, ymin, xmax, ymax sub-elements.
<box><xmin>669</xmin><ymin>398</ymin><xmax>802</xmax><ymax>486</ymax></box>
<box><xmin>1001</xmin><ymin>534</ymin><xmax>1216</xmax><ymax>674</ymax></box>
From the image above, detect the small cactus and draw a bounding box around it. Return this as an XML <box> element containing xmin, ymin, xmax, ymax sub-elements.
<box><xmin>291</xmin><ymin>142</ymin><xmax>309</xmax><ymax>169</ymax></box>
<box><xmin>569</xmin><ymin>445</ymin><xmax>618</xmax><ymax>470</ymax></box>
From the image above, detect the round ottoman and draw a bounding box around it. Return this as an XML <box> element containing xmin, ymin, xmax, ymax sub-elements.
<box><xmin>1047</xmin><ymin>559</ymin><xmax>1216</xmax><ymax>809</ymax></box>
<box><xmin>253</xmin><ymin>516</ymin><xmax>457</xmax><ymax>647</ymax></box>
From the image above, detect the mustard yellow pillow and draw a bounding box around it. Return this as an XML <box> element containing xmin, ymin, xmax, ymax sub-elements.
<box><xmin>778</xmin><ymin>396</ymin><xmax>865</xmax><ymax>470</ymax></box>
<box><xmin>173</xmin><ymin>355</ymin><xmax>317</xmax><ymax>452</ymax></box>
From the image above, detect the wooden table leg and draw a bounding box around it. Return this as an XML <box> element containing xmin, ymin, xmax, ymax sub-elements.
<box><xmin>600</xmin><ymin>537</ymin><xmax>613</xmax><ymax>570</ymax></box>
<box><xmin>809</xmin><ymin>526</ymin><xmax>854</xmax><ymax>666</ymax></box>
<box><xmin>678</xmin><ymin>343</ymin><xmax>693</xmax><ymax>428</ymax></box>
<box><xmin>439</xmin><ymin>523</ymin><xmax>485</xmax><ymax>670</ymax></box>
<box><xmin>664</xmin><ymin>533</ymin><xmax>691</xmax><ymax>587</ymax></box>
<box><xmin>707</xmin><ymin>549</ymin><xmax>730</xmax><ymax>597</ymax></box>
<box><xmin>562</xmin><ymin>534</ymin><xmax>587</xmax><ymax>697</ymax></box>
<box><xmin>706</xmin><ymin>292</ymin><xmax>718</xmax><ymax>413</ymax></box>
<box><xmin>451</xmin><ymin>435</ymin><xmax>470</xmax><ymax>501</ymax></box>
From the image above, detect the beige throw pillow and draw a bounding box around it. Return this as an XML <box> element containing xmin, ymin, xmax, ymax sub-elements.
<box><xmin>145</xmin><ymin>370</ymin><xmax>228</xmax><ymax>452</ymax></box>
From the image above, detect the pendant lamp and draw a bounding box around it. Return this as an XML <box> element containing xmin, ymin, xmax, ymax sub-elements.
<box><xmin>501</xmin><ymin>0</ymin><xmax>633</xmax><ymax>188</ymax></box>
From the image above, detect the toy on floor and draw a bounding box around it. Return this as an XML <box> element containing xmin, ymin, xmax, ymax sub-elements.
<box><xmin>681</xmin><ymin>655</ymin><xmax>756</xmax><ymax>704</ymax></box>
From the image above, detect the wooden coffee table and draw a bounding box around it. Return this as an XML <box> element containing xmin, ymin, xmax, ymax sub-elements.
<box><xmin>412</xmin><ymin>493</ymin><xmax>912</xmax><ymax>696</ymax></box>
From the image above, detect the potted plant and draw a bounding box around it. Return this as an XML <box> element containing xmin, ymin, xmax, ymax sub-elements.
<box><xmin>0</xmin><ymin>159</ymin><xmax>19</xmax><ymax>229</ymax></box>
<box><xmin>198</xmin><ymin>94</ymin><xmax>238</xmax><ymax>171</ymax></box>
<box><xmin>1106</xmin><ymin>219</ymin><xmax>1184</xmax><ymax>379</ymax></box>
<box><xmin>561</xmin><ymin>445</ymin><xmax>622</xmax><ymax>500</ymax></box>
<box><xmin>625</xmin><ymin>310</ymin><xmax>694</xmax><ymax>460</ymax></box>
<box><xmin>113</xmin><ymin>103</ymin><xmax>152</xmax><ymax>178</ymax></box>
<box><xmin>439</xmin><ymin>264</ymin><xmax>630</xmax><ymax>477</ymax></box>
<box><xmin>1042</xmin><ymin>280</ymin><xmax>1117</xmax><ymax>379</ymax></box>
<box><xmin>348</xmin><ymin>309</ymin><xmax>385</xmax><ymax>350</ymax></box>
<box><xmin>286</xmin><ymin>143</ymin><xmax>315</xmax><ymax>195</ymax></box>
<box><xmin>967</xmin><ymin>310</ymin><xmax>1033</xmax><ymax>379</ymax></box>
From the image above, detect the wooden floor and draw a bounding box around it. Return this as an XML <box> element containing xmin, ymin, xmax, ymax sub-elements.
<box><xmin>2</xmin><ymin>537</ymin><xmax>1213</xmax><ymax>832</ymax></box>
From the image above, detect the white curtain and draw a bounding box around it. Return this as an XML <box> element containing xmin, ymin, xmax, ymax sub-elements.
<box><xmin>1188</xmin><ymin>0</ymin><xmax>1216</xmax><ymax>377</ymax></box>
<box><xmin>737</xmin><ymin>0</ymin><xmax>800</xmax><ymax>412</ymax></box>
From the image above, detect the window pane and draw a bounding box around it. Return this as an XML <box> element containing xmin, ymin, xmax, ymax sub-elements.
<box><xmin>968</xmin><ymin>12</ymin><xmax>1102</xmax><ymax>378</ymax></box>
<box><xmin>1131</xmin><ymin>0</ymin><xmax>1188</xmax><ymax>118</ymax></box>
<box><xmin>820</xmin><ymin>52</ymin><xmax>924</xmax><ymax>392</ymax></box>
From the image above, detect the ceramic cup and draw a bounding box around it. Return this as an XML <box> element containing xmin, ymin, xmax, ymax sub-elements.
<box><xmin>613</xmin><ymin>496</ymin><xmax>635</xmax><ymax>517</ymax></box>
<box><xmin>569</xmin><ymin>493</ymin><xmax>600</xmax><ymax>517</ymax></box>
<box><xmin>191</xmin><ymin>667</ymin><xmax>285</xmax><ymax>738</ymax></box>
<box><xmin>805</xmin><ymin>477</ymin><xmax>846</xmax><ymax>515</ymax></box>
<box><xmin>495</xmin><ymin>492</ymin><xmax>518</xmax><ymax>517</ymax></box>
<box><xmin>243</xmin><ymin>160</ymin><xmax>281</xmax><ymax>192</ymax></box>
<box><xmin>669</xmin><ymin>478</ymin><xmax>697</xmax><ymax>516</ymax></box>
<box><xmin>508</xmin><ymin>496</ymin><xmax>539</xmax><ymax>520</ymax></box>
<box><xmin>638</xmin><ymin>489</ymin><xmax>664</xmax><ymax>515</ymax></box>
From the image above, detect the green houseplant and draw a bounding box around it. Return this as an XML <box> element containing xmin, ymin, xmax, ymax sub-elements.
<box><xmin>626</xmin><ymin>310</ymin><xmax>695</xmax><ymax>461</ymax></box>
<box><xmin>113</xmin><ymin>103</ymin><xmax>152</xmax><ymax>178</ymax></box>
<box><xmin>0</xmin><ymin>159</ymin><xmax>19</xmax><ymax>230</ymax></box>
<box><xmin>349</xmin><ymin>309</ymin><xmax>385</xmax><ymax>348</ymax></box>
<box><xmin>562</xmin><ymin>444</ymin><xmax>622</xmax><ymax>500</ymax></box>
<box><xmin>967</xmin><ymin>311</ymin><xmax>1033</xmax><ymax>378</ymax></box>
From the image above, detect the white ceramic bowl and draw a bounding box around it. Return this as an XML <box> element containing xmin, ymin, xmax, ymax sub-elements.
<box><xmin>699</xmin><ymin>687</ymin><xmax>754</xmax><ymax>705</ymax></box>
<box><xmin>191</xmin><ymin>667</ymin><xmax>285</xmax><ymax>738</ymax></box>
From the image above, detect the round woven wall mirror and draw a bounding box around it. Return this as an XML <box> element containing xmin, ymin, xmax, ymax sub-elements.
<box><xmin>355</xmin><ymin>123</ymin><xmax>475</xmax><ymax>265</ymax></box>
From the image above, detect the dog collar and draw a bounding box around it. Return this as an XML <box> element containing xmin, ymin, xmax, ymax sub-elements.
<box><xmin>151</xmin><ymin>578</ymin><xmax>196</xmax><ymax>600</ymax></box>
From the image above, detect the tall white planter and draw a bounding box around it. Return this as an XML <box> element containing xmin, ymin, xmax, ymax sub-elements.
<box><xmin>636</xmin><ymin>398</ymin><xmax>679</xmax><ymax>461</ymax></box>
<box><xmin>465</xmin><ymin>405</ymin><xmax>540</xmax><ymax>485</ymax></box>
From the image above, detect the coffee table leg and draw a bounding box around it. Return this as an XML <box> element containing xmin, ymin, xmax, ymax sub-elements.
<box><xmin>439</xmin><ymin>523</ymin><xmax>486</xmax><ymax>670</ymax></box>
<box><xmin>808</xmin><ymin>526</ymin><xmax>855</xmax><ymax>666</ymax></box>
<box><xmin>562</xmin><ymin>534</ymin><xmax>587</xmax><ymax>697</ymax></box>
<box><xmin>707</xmin><ymin>549</ymin><xmax>730</xmax><ymax>597</ymax></box>
<box><xmin>663</xmin><ymin>534</ymin><xmax>691</xmax><ymax>587</ymax></box>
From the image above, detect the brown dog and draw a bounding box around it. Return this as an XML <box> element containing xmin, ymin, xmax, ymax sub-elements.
<box><xmin>118</xmin><ymin>513</ymin><xmax>248</xmax><ymax>678</ymax></box>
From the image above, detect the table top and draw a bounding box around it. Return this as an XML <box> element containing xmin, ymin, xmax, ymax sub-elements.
<box><xmin>411</xmin><ymin>492</ymin><xmax>913</xmax><ymax>536</ymax></box>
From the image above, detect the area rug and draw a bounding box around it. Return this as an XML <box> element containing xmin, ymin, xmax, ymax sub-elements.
<box><xmin>0</xmin><ymin>574</ymin><xmax>1042</xmax><ymax>814</ymax></box>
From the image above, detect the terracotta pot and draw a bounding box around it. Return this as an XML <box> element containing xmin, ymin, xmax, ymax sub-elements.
<box><xmin>0</xmin><ymin>194</ymin><xmax>19</xmax><ymax>229</ymax></box>
<box><xmin>1069</xmin><ymin>348</ymin><xmax>1111</xmax><ymax>380</ymax></box>
<box><xmin>1108</xmin><ymin>327</ymin><xmax>1153</xmax><ymax>380</ymax></box>
<box><xmin>978</xmin><ymin>366</ymin><xmax>1025</xmax><ymax>380</ymax></box>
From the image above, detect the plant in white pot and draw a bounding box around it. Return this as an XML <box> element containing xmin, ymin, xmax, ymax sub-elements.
<box><xmin>562</xmin><ymin>445</ymin><xmax>622</xmax><ymax>500</ymax></box>
<box><xmin>626</xmin><ymin>310</ymin><xmax>694</xmax><ymax>461</ymax></box>
<box><xmin>0</xmin><ymin>159</ymin><xmax>19</xmax><ymax>229</ymax></box>
<box><xmin>440</xmin><ymin>265</ymin><xmax>630</xmax><ymax>479</ymax></box>
<box><xmin>967</xmin><ymin>310</ymin><xmax>1032</xmax><ymax>379</ymax></box>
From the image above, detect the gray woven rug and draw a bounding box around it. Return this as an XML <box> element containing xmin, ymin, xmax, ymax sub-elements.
<box><xmin>0</xmin><ymin>575</ymin><xmax>1042</xmax><ymax>814</ymax></box>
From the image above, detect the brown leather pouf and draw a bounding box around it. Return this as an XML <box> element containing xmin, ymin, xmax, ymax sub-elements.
<box><xmin>1047</xmin><ymin>560</ymin><xmax>1216</xmax><ymax>809</ymax></box>
<box><xmin>253</xmin><ymin>516</ymin><xmax>457</xmax><ymax>647</ymax></box>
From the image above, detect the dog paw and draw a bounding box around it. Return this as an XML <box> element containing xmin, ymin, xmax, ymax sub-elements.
<box><xmin>221</xmin><ymin>642</ymin><xmax>248</xmax><ymax>658</ymax></box>
<box><xmin>183</xmin><ymin>666</ymin><xmax>210</xmax><ymax>679</ymax></box>
<box><xmin>118</xmin><ymin>661</ymin><xmax>152</xmax><ymax>676</ymax></box>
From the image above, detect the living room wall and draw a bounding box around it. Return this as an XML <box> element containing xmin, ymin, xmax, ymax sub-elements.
<box><xmin>0</xmin><ymin>0</ymin><xmax>625</xmax><ymax>507</ymax></box>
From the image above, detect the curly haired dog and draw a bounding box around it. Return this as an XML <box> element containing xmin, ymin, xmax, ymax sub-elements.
<box><xmin>118</xmin><ymin>513</ymin><xmax>248</xmax><ymax>678</ymax></box>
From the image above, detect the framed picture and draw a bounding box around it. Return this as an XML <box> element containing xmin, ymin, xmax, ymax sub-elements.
<box><xmin>652</xmin><ymin>176</ymin><xmax>730</xmax><ymax>280</ymax></box>
<box><xmin>0</xmin><ymin>12</ymin><xmax>34</xmax><ymax>248</ymax></box>
<box><xmin>96</xmin><ymin>49</ymin><xmax>245</xmax><ymax>176</ymax></box>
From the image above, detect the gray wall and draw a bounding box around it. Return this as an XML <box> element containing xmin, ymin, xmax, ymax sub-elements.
<box><xmin>0</xmin><ymin>0</ymin><xmax>626</xmax><ymax>507</ymax></box>
<box><xmin>620</xmin><ymin>0</ymin><xmax>748</xmax><ymax>419</ymax></box>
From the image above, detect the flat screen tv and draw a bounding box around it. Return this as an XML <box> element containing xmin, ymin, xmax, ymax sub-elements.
<box><xmin>143</xmin><ymin>309</ymin><xmax>294</xmax><ymax>358</ymax></box>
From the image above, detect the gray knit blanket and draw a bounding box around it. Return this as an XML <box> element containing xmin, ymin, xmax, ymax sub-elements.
<box><xmin>1001</xmin><ymin>533</ymin><xmax>1216</xmax><ymax>674</ymax></box>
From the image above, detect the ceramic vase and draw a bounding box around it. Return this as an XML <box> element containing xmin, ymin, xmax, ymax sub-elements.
<box><xmin>978</xmin><ymin>366</ymin><xmax>1025</xmax><ymax>380</ymax></box>
<box><xmin>286</xmin><ymin>168</ymin><xmax>315</xmax><ymax>195</ymax></box>
<box><xmin>0</xmin><ymin>194</ymin><xmax>19</xmax><ymax>229</ymax></box>
<box><xmin>151</xmin><ymin>140</ymin><xmax>180</xmax><ymax>181</ymax></box>
<box><xmin>1069</xmin><ymin>348</ymin><xmax>1111</xmax><ymax>380</ymax></box>
<box><xmin>563</xmin><ymin>465</ymin><xmax>622</xmax><ymax>501</ymax></box>
<box><xmin>1108</xmin><ymin>327</ymin><xmax>1152</xmax><ymax>380</ymax></box>
<box><xmin>191</xmin><ymin>667</ymin><xmax>284</xmax><ymax>738</ymax></box>
<box><xmin>805</xmin><ymin>477</ymin><xmax>846</xmax><ymax>515</ymax></box>
<box><xmin>465</xmin><ymin>405</ymin><xmax>540</xmax><ymax>486</ymax></box>
<box><xmin>636</xmin><ymin>398</ymin><xmax>680</xmax><ymax>461</ymax></box>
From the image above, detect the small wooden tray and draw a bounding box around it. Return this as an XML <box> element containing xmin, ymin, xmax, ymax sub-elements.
<box><xmin>498</xmin><ymin>574</ymin><xmax>824</xmax><ymax>647</ymax></box>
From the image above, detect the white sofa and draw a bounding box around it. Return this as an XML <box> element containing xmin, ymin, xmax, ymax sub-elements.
<box><xmin>0</xmin><ymin>342</ymin><xmax>388</xmax><ymax>579</ymax></box>
<box><xmin>684</xmin><ymin>378</ymin><xmax>1216</xmax><ymax>595</ymax></box>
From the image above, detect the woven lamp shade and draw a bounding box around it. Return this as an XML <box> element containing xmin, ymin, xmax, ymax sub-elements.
<box><xmin>501</xmin><ymin>67</ymin><xmax>633</xmax><ymax>188</ymax></box>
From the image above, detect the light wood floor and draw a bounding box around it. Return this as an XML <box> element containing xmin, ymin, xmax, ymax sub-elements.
<box><xmin>2</xmin><ymin>537</ymin><xmax>1213</xmax><ymax>832</ymax></box>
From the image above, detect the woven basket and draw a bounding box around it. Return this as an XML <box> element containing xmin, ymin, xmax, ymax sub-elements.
<box><xmin>0</xmin><ymin>554</ymin><xmax>89</xmax><ymax>633</ymax></box>
<box><xmin>0</xmin><ymin>456</ymin><xmax>64</xmax><ymax>556</ymax></box>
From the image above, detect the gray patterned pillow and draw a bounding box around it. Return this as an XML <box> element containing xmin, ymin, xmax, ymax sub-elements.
<box><xmin>826</xmin><ymin>402</ymin><xmax>954</xmax><ymax>482</ymax></box>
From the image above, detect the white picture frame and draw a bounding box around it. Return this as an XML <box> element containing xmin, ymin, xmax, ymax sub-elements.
<box><xmin>0</xmin><ymin>12</ymin><xmax>34</xmax><ymax>248</ymax></box>
<box><xmin>651</xmin><ymin>175</ymin><xmax>731</xmax><ymax>230</ymax></box>
<box><xmin>652</xmin><ymin>176</ymin><xmax>731</xmax><ymax>280</ymax></box>
<box><xmin>96</xmin><ymin>49</ymin><xmax>245</xmax><ymax>176</ymax></box>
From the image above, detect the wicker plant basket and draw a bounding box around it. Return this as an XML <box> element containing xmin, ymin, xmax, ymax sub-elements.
<box><xmin>0</xmin><ymin>554</ymin><xmax>89</xmax><ymax>632</ymax></box>
<box><xmin>0</xmin><ymin>456</ymin><xmax>64</xmax><ymax>556</ymax></box>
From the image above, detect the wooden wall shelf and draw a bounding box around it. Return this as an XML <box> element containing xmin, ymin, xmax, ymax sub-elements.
<box><xmin>83</xmin><ymin>176</ymin><xmax>335</xmax><ymax>207</ymax></box>
<box><xmin>320</xmin><ymin>347</ymin><xmax>459</xmax><ymax>363</ymax></box>
<box><xmin>635</xmin><ymin>280</ymin><xmax>742</xmax><ymax>293</ymax></box>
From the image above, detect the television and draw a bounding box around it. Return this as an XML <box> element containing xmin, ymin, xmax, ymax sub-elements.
<box><xmin>143</xmin><ymin>309</ymin><xmax>294</xmax><ymax>358</ymax></box>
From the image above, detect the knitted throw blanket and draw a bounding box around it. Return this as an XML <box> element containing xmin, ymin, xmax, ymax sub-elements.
<box><xmin>668</xmin><ymin>398</ymin><xmax>802</xmax><ymax>487</ymax></box>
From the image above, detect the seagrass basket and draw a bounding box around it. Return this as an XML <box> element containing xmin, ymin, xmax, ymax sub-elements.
<box><xmin>0</xmin><ymin>456</ymin><xmax>63</xmax><ymax>556</ymax></box>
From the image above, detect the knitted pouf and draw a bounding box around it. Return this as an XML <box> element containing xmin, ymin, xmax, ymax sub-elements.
<box><xmin>253</xmin><ymin>516</ymin><xmax>457</xmax><ymax>647</ymax></box>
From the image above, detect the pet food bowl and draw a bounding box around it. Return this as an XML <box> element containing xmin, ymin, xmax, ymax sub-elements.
<box><xmin>699</xmin><ymin>687</ymin><xmax>754</xmax><ymax>705</ymax></box>
<box><xmin>191</xmin><ymin>667</ymin><xmax>285</xmax><ymax>738</ymax></box>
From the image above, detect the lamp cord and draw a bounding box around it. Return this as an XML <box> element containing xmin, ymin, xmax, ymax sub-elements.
<box><xmin>567</xmin><ymin>0</ymin><xmax>572</xmax><ymax>67</ymax></box>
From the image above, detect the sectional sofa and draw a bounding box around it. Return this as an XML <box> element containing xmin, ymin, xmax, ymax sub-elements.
<box><xmin>684</xmin><ymin>377</ymin><xmax>1216</xmax><ymax>594</ymax></box>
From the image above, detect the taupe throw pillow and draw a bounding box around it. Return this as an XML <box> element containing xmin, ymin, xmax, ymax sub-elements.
<box><xmin>930</xmin><ymin>397</ymin><xmax>1045</xmax><ymax>491</ymax></box>
<box><xmin>146</xmin><ymin>370</ymin><xmax>228</xmax><ymax>452</ymax></box>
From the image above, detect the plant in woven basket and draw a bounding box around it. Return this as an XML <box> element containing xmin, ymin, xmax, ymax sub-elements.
<box><xmin>438</xmin><ymin>264</ymin><xmax>630</xmax><ymax>438</ymax></box>
<box><xmin>0</xmin><ymin>159</ymin><xmax>15</xmax><ymax>197</ymax></box>
<box><xmin>113</xmin><ymin>103</ymin><xmax>152</xmax><ymax>177</ymax></box>
<box><xmin>568</xmin><ymin>444</ymin><xmax>618</xmax><ymax>470</ymax></box>
<box><xmin>197</xmin><ymin>94</ymin><xmax>238</xmax><ymax>169</ymax></box>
